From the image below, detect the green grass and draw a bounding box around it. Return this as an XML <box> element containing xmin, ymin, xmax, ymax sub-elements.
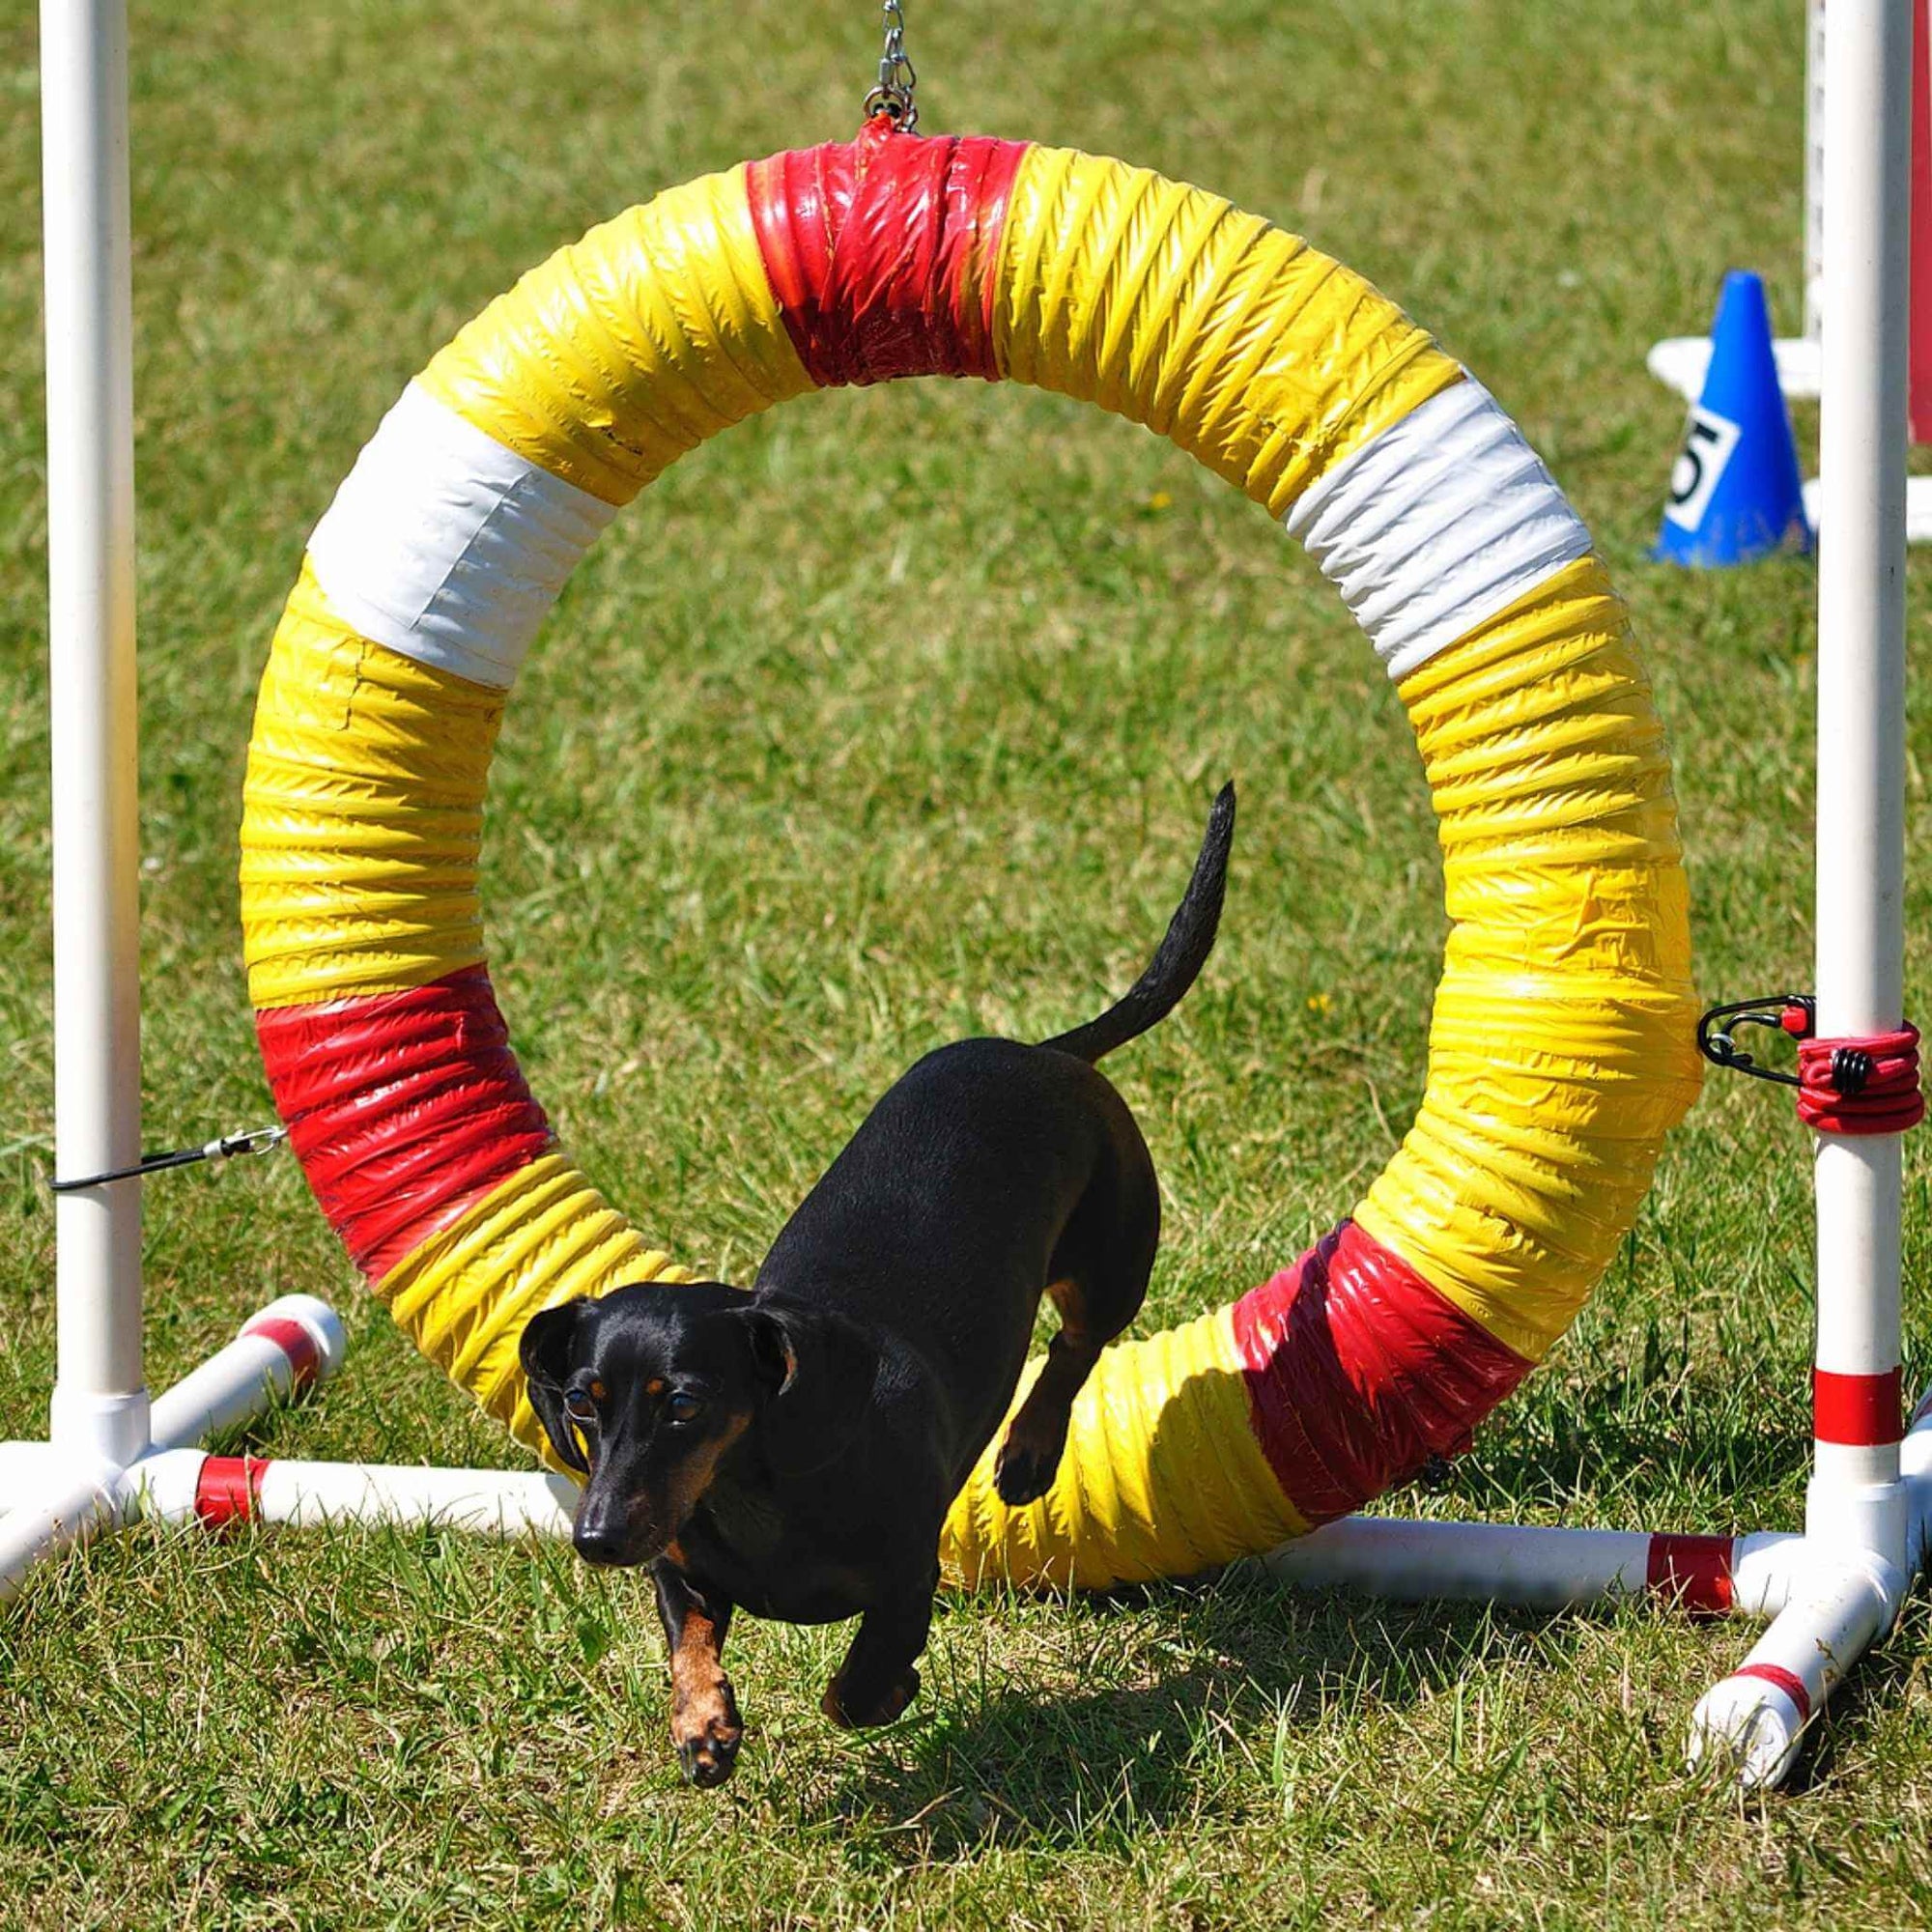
<box><xmin>5</xmin><ymin>0</ymin><xmax>1932</xmax><ymax>1923</ymax></box>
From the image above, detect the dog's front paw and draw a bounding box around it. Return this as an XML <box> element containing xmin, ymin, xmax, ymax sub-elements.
<box><xmin>993</xmin><ymin>1432</ymin><xmax>1063</xmax><ymax>1507</ymax></box>
<box><xmin>822</xmin><ymin>1664</ymin><xmax>920</xmax><ymax>1730</ymax></box>
<box><xmin>673</xmin><ymin>1714</ymin><xmax>743</xmax><ymax>1788</ymax></box>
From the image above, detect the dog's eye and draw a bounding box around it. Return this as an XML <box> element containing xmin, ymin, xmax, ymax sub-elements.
<box><xmin>562</xmin><ymin>1388</ymin><xmax>599</xmax><ymax>1425</ymax></box>
<box><xmin>666</xmin><ymin>1391</ymin><xmax>705</xmax><ymax>1423</ymax></box>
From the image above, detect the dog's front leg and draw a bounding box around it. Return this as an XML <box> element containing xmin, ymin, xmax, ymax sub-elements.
<box><xmin>652</xmin><ymin>1563</ymin><xmax>743</xmax><ymax>1787</ymax></box>
<box><xmin>821</xmin><ymin>1567</ymin><xmax>937</xmax><ymax>1730</ymax></box>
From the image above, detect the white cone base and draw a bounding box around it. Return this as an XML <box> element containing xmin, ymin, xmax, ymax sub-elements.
<box><xmin>1649</xmin><ymin>334</ymin><xmax>1823</xmax><ymax>405</ymax></box>
<box><xmin>1801</xmin><ymin>471</ymin><xmax>1932</xmax><ymax>543</ymax></box>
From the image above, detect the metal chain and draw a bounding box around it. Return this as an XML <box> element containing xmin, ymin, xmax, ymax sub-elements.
<box><xmin>863</xmin><ymin>0</ymin><xmax>918</xmax><ymax>130</ymax></box>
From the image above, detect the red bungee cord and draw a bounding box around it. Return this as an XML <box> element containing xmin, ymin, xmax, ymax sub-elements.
<box><xmin>1781</xmin><ymin>1006</ymin><xmax>1926</xmax><ymax>1135</ymax></box>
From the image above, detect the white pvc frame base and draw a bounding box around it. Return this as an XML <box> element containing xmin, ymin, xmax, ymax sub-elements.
<box><xmin>0</xmin><ymin>1293</ymin><xmax>352</xmax><ymax>1598</ymax></box>
<box><xmin>7</xmin><ymin>1335</ymin><xmax>1921</xmax><ymax>1795</ymax></box>
<box><xmin>1264</xmin><ymin>1393</ymin><xmax>1932</xmax><ymax>1790</ymax></box>
<box><xmin>0</xmin><ymin>1293</ymin><xmax>579</xmax><ymax>1600</ymax></box>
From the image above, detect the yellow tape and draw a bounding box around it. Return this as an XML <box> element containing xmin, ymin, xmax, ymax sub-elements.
<box><xmin>939</xmin><ymin>1304</ymin><xmax>1309</xmax><ymax>1589</ymax></box>
<box><xmin>376</xmin><ymin>1151</ymin><xmax>695</xmax><ymax>1464</ymax></box>
<box><xmin>242</xmin><ymin>563</ymin><xmax>499</xmax><ymax>1007</ymax></box>
<box><xmin>1353</xmin><ymin>557</ymin><xmax>1702</xmax><ymax>1362</ymax></box>
<box><xmin>417</xmin><ymin>164</ymin><xmax>813</xmax><ymax>503</ymax></box>
<box><xmin>993</xmin><ymin>146</ymin><xmax>1462</xmax><ymax>515</ymax></box>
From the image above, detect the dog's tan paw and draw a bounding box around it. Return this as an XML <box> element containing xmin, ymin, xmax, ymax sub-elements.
<box><xmin>673</xmin><ymin>1715</ymin><xmax>743</xmax><ymax>1788</ymax></box>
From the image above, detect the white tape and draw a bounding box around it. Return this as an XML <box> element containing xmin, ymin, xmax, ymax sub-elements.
<box><xmin>1284</xmin><ymin>377</ymin><xmax>1595</xmax><ymax>681</ymax></box>
<box><xmin>306</xmin><ymin>383</ymin><xmax>617</xmax><ymax>689</ymax></box>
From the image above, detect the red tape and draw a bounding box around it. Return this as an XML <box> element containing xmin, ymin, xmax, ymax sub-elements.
<box><xmin>746</xmin><ymin>119</ymin><xmax>1026</xmax><ymax>387</ymax></box>
<box><xmin>239</xmin><ymin>1316</ymin><xmax>322</xmax><ymax>1394</ymax></box>
<box><xmin>256</xmin><ymin>966</ymin><xmax>553</xmax><ymax>1281</ymax></box>
<box><xmin>1732</xmin><ymin>1662</ymin><xmax>1812</xmax><ymax>1722</ymax></box>
<box><xmin>1795</xmin><ymin>1024</ymin><xmax>1924</xmax><ymax>1135</ymax></box>
<box><xmin>194</xmin><ymin>1456</ymin><xmax>268</xmax><ymax>1532</ymax></box>
<box><xmin>1645</xmin><ymin>1533</ymin><xmax>1734</xmax><ymax>1615</ymax></box>
<box><xmin>1813</xmin><ymin>1366</ymin><xmax>1905</xmax><ymax>1446</ymax></box>
<box><xmin>1232</xmin><ymin>1222</ymin><xmax>1533</xmax><ymax>1525</ymax></box>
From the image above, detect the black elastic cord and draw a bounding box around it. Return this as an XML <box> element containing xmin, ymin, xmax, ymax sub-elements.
<box><xmin>48</xmin><ymin>1124</ymin><xmax>287</xmax><ymax>1193</ymax></box>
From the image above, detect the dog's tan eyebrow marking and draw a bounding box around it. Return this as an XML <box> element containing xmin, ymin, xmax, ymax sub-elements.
<box><xmin>645</xmin><ymin>1378</ymin><xmax>666</xmax><ymax>1398</ymax></box>
<box><xmin>589</xmin><ymin>1379</ymin><xmax>608</xmax><ymax>1403</ymax></box>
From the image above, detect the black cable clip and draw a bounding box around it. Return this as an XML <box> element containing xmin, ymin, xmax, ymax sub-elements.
<box><xmin>1831</xmin><ymin>1046</ymin><xmax>1875</xmax><ymax>1097</ymax></box>
<box><xmin>48</xmin><ymin>1124</ymin><xmax>288</xmax><ymax>1193</ymax></box>
<box><xmin>1696</xmin><ymin>994</ymin><xmax>1814</xmax><ymax>1090</ymax></box>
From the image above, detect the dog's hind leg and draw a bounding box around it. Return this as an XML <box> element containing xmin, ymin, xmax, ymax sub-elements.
<box><xmin>993</xmin><ymin>1132</ymin><xmax>1158</xmax><ymax>1508</ymax></box>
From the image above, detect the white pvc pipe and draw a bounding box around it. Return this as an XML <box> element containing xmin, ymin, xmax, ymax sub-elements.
<box><xmin>1261</xmin><ymin>1518</ymin><xmax>1825</xmax><ymax>1618</ymax></box>
<box><xmin>4</xmin><ymin>1296</ymin><xmax>344</xmax><ymax>1522</ymax></box>
<box><xmin>1907</xmin><ymin>1388</ymin><xmax>1932</xmax><ymax>1570</ymax></box>
<box><xmin>1263</xmin><ymin>1520</ymin><xmax>1658</xmax><ymax>1611</ymax></box>
<box><xmin>0</xmin><ymin>1460</ymin><xmax>124</xmax><ymax>1605</ymax></box>
<box><xmin>1690</xmin><ymin>1390</ymin><xmax>1932</xmax><ymax>1789</ymax></box>
<box><xmin>1807</xmin><ymin>0</ymin><xmax>1915</xmax><ymax>1577</ymax></box>
<box><xmin>248</xmin><ymin>1461</ymin><xmax>579</xmax><ymax>1537</ymax></box>
<box><xmin>4</xmin><ymin>1452</ymin><xmax>576</xmax><ymax>1602</ymax></box>
<box><xmin>147</xmin><ymin>1294</ymin><xmax>348</xmax><ymax>1451</ymax></box>
<box><xmin>1729</xmin><ymin>1531</ymin><xmax>1826</xmax><ymax>1617</ymax></box>
<box><xmin>125</xmin><ymin>1456</ymin><xmax>579</xmax><ymax>1539</ymax></box>
<box><xmin>1689</xmin><ymin>1552</ymin><xmax>1904</xmax><ymax>1789</ymax></box>
<box><xmin>41</xmin><ymin>0</ymin><xmax>148</xmax><ymax>1468</ymax></box>
<box><xmin>0</xmin><ymin>1443</ymin><xmax>64</xmax><ymax>1499</ymax></box>
<box><xmin>1262</xmin><ymin>1388</ymin><xmax>1932</xmax><ymax>1621</ymax></box>
<box><xmin>1804</xmin><ymin>0</ymin><xmax>1828</xmax><ymax>343</ymax></box>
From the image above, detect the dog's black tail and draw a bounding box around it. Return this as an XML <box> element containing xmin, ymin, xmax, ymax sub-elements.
<box><xmin>1039</xmin><ymin>782</ymin><xmax>1236</xmax><ymax>1065</ymax></box>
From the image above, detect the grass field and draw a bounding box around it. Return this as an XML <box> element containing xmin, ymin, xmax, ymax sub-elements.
<box><xmin>6</xmin><ymin>0</ymin><xmax>1932</xmax><ymax>1924</ymax></box>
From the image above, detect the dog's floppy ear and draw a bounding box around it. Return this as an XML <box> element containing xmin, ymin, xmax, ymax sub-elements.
<box><xmin>735</xmin><ymin>1300</ymin><xmax>879</xmax><ymax>1475</ymax></box>
<box><xmin>520</xmin><ymin>1298</ymin><xmax>590</xmax><ymax>1475</ymax></box>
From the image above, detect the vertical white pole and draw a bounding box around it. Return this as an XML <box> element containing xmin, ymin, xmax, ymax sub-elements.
<box><xmin>41</xmin><ymin>0</ymin><xmax>150</xmax><ymax>1467</ymax></box>
<box><xmin>1808</xmin><ymin>0</ymin><xmax>1913</xmax><ymax>1579</ymax></box>
<box><xmin>1804</xmin><ymin>0</ymin><xmax>1829</xmax><ymax>345</ymax></box>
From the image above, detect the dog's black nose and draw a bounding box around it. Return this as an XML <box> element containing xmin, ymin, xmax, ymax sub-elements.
<box><xmin>574</xmin><ymin>1521</ymin><xmax>630</xmax><ymax>1566</ymax></box>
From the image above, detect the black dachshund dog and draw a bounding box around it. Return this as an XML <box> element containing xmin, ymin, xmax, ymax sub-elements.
<box><xmin>521</xmin><ymin>784</ymin><xmax>1234</xmax><ymax>1785</ymax></box>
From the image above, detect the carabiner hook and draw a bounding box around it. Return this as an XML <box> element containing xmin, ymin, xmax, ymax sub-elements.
<box><xmin>1695</xmin><ymin>994</ymin><xmax>1815</xmax><ymax>1089</ymax></box>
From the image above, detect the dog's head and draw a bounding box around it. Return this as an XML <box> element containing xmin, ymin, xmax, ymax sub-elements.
<box><xmin>519</xmin><ymin>1280</ymin><xmax>879</xmax><ymax>1568</ymax></box>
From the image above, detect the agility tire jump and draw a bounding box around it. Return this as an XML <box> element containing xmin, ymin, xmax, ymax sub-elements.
<box><xmin>241</xmin><ymin>122</ymin><xmax>1702</xmax><ymax>1589</ymax></box>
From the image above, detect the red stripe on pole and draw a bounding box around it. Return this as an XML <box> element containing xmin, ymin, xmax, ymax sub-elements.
<box><xmin>1645</xmin><ymin>1533</ymin><xmax>1735</xmax><ymax>1615</ymax></box>
<box><xmin>1813</xmin><ymin>1366</ymin><xmax>1905</xmax><ymax>1445</ymax></box>
<box><xmin>194</xmin><ymin>1456</ymin><xmax>268</xmax><ymax>1532</ymax></box>
<box><xmin>1231</xmin><ymin>1222</ymin><xmax>1533</xmax><ymax>1526</ymax></box>
<box><xmin>746</xmin><ymin>119</ymin><xmax>1027</xmax><ymax>387</ymax></box>
<box><xmin>239</xmin><ymin>1316</ymin><xmax>322</xmax><ymax>1394</ymax></box>
<box><xmin>1733</xmin><ymin>1662</ymin><xmax>1812</xmax><ymax>1721</ymax></box>
<box><xmin>1910</xmin><ymin>0</ymin><xmax>1932</xmax><ymax>441</ymax></box>
<box><xmin>256</xmin><ymin>966</ymin><xmax>553</xmax><ymax>1282</ymax></box>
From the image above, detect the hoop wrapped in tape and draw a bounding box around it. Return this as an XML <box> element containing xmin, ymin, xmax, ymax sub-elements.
<box><xmin>241</xmin><ymin>121</ymin><xmax>1702</xmax><ymax>1588</ymax></box>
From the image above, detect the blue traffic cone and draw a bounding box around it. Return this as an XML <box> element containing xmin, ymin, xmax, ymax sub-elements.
<box><xmin>1655</xmin><ymin>270</ymin><xmax>1812</xmax><ymax>565</ymax></box>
